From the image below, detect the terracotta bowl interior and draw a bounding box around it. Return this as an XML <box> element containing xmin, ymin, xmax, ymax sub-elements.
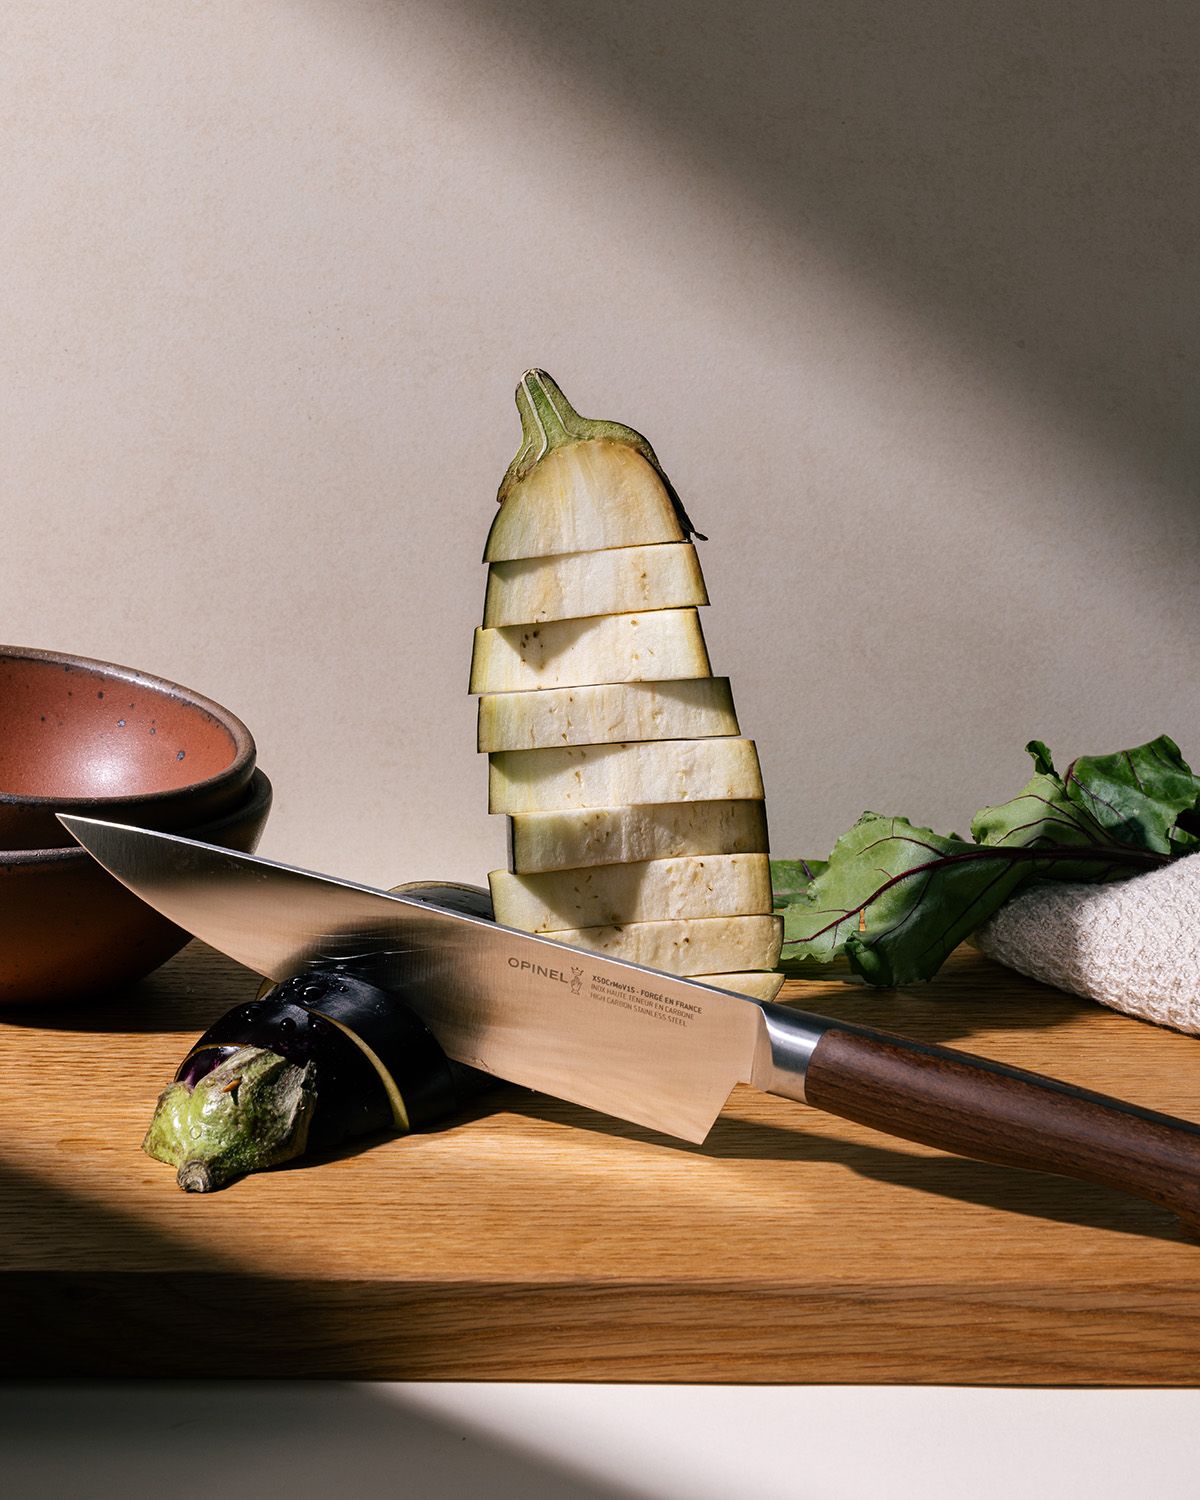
<box><xmin>0</xmin><ymin>652</ymin><xmax>244</xmax><ymax>802</ymax></box>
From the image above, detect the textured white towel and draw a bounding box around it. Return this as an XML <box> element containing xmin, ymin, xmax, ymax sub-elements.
<box><xmin>974</xmin><ymin>853</ymin><xmax>1200</xmax><ymax>1034</ymax></box>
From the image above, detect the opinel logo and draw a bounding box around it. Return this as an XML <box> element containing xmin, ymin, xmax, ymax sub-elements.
<box><xmin>569</xmin><ymin>966</ymin><xmax>584</xmax><ymax>995</ymax></box>
<box><xmin>508</xmin><ymin>956</ymin><xmax>569</xmax><ymax>984</ymax></box>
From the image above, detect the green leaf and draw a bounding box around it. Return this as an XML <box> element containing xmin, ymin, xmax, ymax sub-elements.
<box><xmin>972</xmin><ymin>747</ymin><xmax>1114</xmax><ymax>867</ymax></box>
<box><xmin>774</xmin><ymin>736</ymin><xmax>1190</xmax><ymax>988</ymax></box>
<box><xmin>779</xmin><ymin>805</ymin><xmax>1169</xmax><ymax>986</ymax></box>
<box><xmin>1062</xmin><ymin>736</ymin><xmax>1200</xmax><ymax>855</ymax></box>
<box><xmin>769</xmin><ymin>857</ymin><xmax>827</xmax><ymax>907</ymax></box>
<box><xmin>780</xmin><ymin>814</ymin><xmax>1036</xmax><ymax>985</ymax></box>
<box><xmin>771</xmin><ymin>860</ymin><xmax>831</xmax><ymax>974</ymax></box>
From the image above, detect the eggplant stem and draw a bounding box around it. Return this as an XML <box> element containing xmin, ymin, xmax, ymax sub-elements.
<box><xmin>177</xmin><ymin>1161</ymin><xmax>216</xmax><ymax>1193</ymax></box>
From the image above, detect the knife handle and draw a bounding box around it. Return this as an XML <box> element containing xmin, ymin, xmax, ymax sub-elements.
<box><xmin>753</xmin><ymin>1005</ymin><xmax>1200</xmax><ymax>1232</ymax></box>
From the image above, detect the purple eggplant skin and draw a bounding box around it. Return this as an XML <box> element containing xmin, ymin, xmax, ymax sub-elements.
<box><xmin>179</xmin><ymin>996</ymin><xmax>393</xmax><ymax>1154</ymax></box>
<box><xmin>177</xmin><ymin>970</ymin><xmax>484</xmax><ymax>1153</ymax></box>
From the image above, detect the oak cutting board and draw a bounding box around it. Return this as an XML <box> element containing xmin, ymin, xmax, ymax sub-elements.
<box><xmin>3</xmin><ymin>941</ymin><xmax>1200</xmax><ymax>1383</ymax></box>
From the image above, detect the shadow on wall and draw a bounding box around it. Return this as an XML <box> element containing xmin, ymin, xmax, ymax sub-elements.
<box><xmin>364</xmin><ymin>0</ymin><xmax>1198</xmax><ymax>499</ymax></box>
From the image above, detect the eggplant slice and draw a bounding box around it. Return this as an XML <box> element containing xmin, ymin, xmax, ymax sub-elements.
<box><xmin>145</xmin><ymin>968</ymin><xmax>492</xmax><ymax>1193</ymax></box>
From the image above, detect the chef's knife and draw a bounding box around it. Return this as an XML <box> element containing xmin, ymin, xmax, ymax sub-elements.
<box><xmin>61</xmin><ymin>813</ymin><xmax>1200</xmax><ymax>1230</ymax></box>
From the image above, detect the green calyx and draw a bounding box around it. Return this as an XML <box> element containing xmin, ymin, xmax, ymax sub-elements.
<box><xmin>498</xmin><ymin>369</ymin><xmax>706</xmax><ymax>539</ymax></box>
<box><xmin>143</xmin><ymin>1046</ymin><xmax>315</xmax><ymax>1193</ymax></box>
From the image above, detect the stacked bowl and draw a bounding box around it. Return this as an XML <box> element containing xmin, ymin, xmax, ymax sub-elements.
<box><xmin>0</xmin><ymin>646</ymin><xmax>272</xmax><ymax>1004</ymax></box>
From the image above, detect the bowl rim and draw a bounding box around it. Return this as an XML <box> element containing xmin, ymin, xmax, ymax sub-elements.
<box><xmin>1</xmin><ymin>768</ymin><xmax>273</xmax><ymax>866</ymax></box>
<box><xmin>0</xmin><ymin>644</ymin><xmax>256</xmax><ymax>816</ymax></box>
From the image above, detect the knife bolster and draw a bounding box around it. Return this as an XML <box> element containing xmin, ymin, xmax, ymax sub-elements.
<box><xmin>749</xmin><ymin>1003</ymin><xmax>834</xmax><ymax>1103</ymax></box>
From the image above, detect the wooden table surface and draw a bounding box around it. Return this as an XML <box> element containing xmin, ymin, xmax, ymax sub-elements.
<box><xmin>3</xmin><ymin>942</ymin><xmax>1200</xmax><ymax>1383</ymax></box>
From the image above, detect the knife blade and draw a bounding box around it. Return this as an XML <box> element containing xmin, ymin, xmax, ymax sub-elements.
<box><xmin>61</xmin><ymin>814</ymin><xmax>764</xmax><ymax>1142</ymax></box>
<box><xmin>60</xmin><ymin>813</ymin><xmax>1200</xmax><ymax>1231</ymax></box>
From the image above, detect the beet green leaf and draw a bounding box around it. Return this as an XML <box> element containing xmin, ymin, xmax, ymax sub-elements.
<box><xmin>1061</xmin><ymin>735</ymin><xmax>1200</xmax><ymax>855</ymax></box>
<box><xmin>774</xmin><ymin>737</ymin><xmax>1183</xmax><ymax>987</ymax></box>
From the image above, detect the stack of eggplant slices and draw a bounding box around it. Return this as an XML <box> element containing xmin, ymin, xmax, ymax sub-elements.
<box><xmin>468</xmin><ymin>371</ymin><xmax>783</xmax><ymax>1001</ymax></box>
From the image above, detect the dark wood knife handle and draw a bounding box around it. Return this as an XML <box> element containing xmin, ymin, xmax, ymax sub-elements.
<box><xmin>800</xmin><ymin>1023</ymin><xmax>1200</xmax><ymax>1232</ymax></box>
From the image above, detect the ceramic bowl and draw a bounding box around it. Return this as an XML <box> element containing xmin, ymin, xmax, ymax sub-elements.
<box><xmin>0</xmin><ymin>769</ymin><xmax>273</xmax><ymax>1006</ymax></box>
<box><xmin>0</xmin><ymin>645</ymin><xmax>256</xmax><ymax>850</ymax></box>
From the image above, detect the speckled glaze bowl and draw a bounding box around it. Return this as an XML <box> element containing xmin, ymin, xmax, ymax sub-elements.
<box><xmin>0</xmin><ymin>769</ymin><xmax>273</xmax><ymax>1006</ymax></box>
<box><xmin>0</xmin><ymin>645</ymin><xmax>256</xmax><ymax>851</ymax></box>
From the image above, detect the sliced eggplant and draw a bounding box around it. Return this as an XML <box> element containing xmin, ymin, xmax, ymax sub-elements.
<box><xmin>540</xmin><ymin>914</ymin><xmax>784</xmax><ymax>974</ymax></box>
<box><xmin>507</xmin><ymin>799</ymin><xmax>768</xmax><ymax>873</ymax></box>
<box><xmin>474</xmin><ymin>372</ymin><xmax>778</xmax><ymax>986</ymax></box>
<box><xmin>484</xmin><ymin>371</ymin><xmax>703</xmax><ymax>562</ymax></box>
<box><xmin>488</xmin><ymin>737</ymin><xmax>766</xmax><ymax>815</ymax></box>
<box><xmin>469</xmin><ymin>608</ymin><xmax>712</xmax><ymax>694</ymax></box>
<box><xmin>477</xmin><ymin>678</ymin><xmax>739</xmax><ymax>753</ymax></box>
<box><xmin>144</xmin><ymin>969</ymin><xmax>490</xmax><ymax>1193</ymax></box>
<box><xmin>488</xmin><ymin>853</ymin><xmax>773</xmax><ymax>931</ymax></box>
<box><xmin>693</xmin><ymin>970</ymin><xmax>786</xmax><ymax>1002</ymax></box>
<box><xmin>482</xmin><ymin>542</ymin><xmax>709</xmax><ymax>627</ymax></box>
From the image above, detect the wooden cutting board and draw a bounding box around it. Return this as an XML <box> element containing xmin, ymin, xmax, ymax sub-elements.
<box><xmin>3</xmin><ymin>941</ymin><xmax>1200</xmax><ymax>1384</ymax></box>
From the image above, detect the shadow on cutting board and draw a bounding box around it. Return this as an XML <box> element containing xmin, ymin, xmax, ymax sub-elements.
<box><xmin>0</xmin><ymin>948</ymin><xmax>250</xmax><ymax>1035</ymax></box>
<box><xmin>512</xmin><ymin>1097</ymin><xmax>1194</xmax><ymax>1246</ymax></box>
<box><xmin>777</xmin><ymin>947</ymin><xmax>1090</xmax><ymax>1047</ymax></box>
<box><xmin>0</xmin><ymin>1161</ymin><xmax>654</xmax><ymax>1498</ymax></box>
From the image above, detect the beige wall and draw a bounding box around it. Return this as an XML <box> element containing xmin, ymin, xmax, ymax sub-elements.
<box><xmin>4</xmin><ymin>1</ymin><xmax>1197</xmax><ymax>887</ymax></box>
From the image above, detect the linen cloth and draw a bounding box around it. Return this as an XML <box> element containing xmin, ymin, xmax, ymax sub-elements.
<box><xmin>975</xmin><ymin>854</ymin><xmax>1200</xmax><ymax>1034</ymax></box>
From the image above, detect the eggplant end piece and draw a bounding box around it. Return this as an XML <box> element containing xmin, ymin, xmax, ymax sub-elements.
<box><xmin>143</xmin><ymin>1046</ymin><xmax>316</xmax><ymax>1192</ymax></box>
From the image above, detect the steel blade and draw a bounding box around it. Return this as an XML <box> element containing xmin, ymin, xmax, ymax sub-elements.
<box><xmin>59</xmin><ymin>815</ymin><xmax>765</xmax><ymax>1142</ymax></box>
